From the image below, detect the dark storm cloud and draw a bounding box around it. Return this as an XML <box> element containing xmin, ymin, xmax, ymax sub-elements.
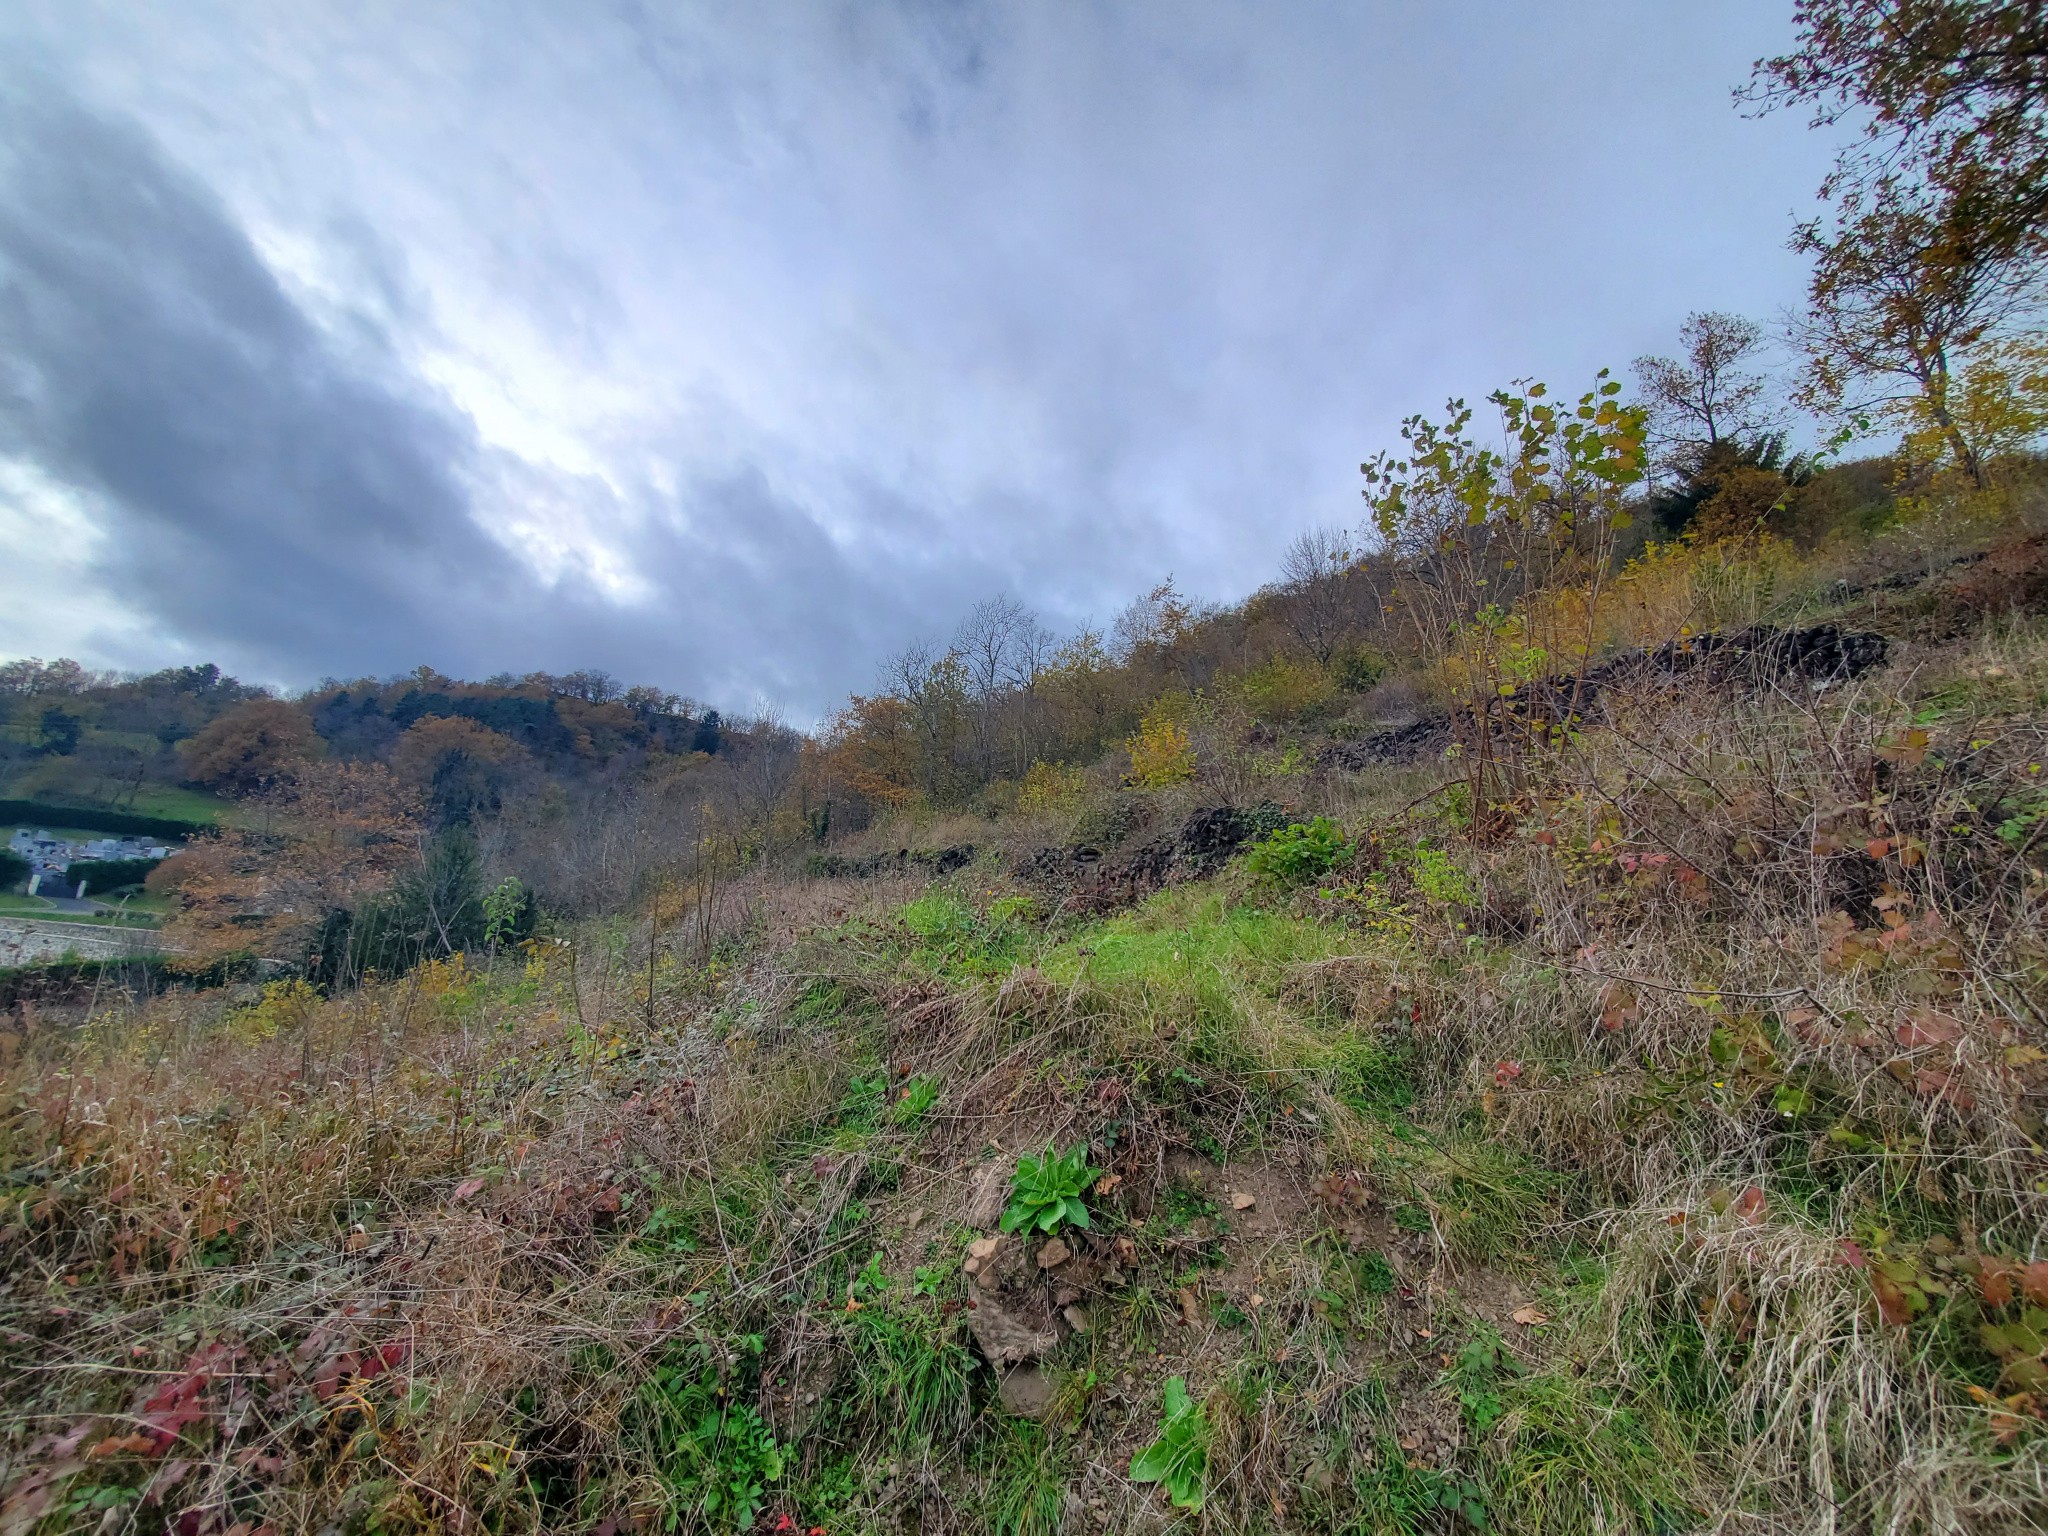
<box><xmin>0</xmin><ymin>83</ymin><xmax>508</xmax><ymax>665</ymax></box>
<box><xmin>0</xmin><ymin>79</ymin><xmax>933</xmax><ymax>712</ymax></box>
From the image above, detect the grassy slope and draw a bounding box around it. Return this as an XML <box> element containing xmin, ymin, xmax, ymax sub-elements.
<box><xmin>2</xmin><ymin>588</ymin><xmax>2046</xmax><ymax>1533</ymax></box>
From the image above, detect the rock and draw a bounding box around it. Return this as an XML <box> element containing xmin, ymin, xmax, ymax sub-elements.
<box><xmin>1053</xmin><ymin>1285</ymin><xmax>1081</xmax><ymax>1308</ymax></box>
<box><xmin>904</xmin><ymin>1207</ymin><xmax>925</xmax><ymax>1229</ymax></box>
<box><xmin>1230</xmin><ymin>1191</ymin><xmax>1256</xmax><ymax>1211</ymax></box>
<box><xmin>997</xmin><ymin>1364</ymin><xmax>1058</xmax><ymax>1419</ymax></box>
<box><xmin>967</xmin><ymin>1297</ymin><xmax>1058</xmax><ymax>1366</ymax></box>
<box><xmin>964</xmin><ymin>1162</ymin><xmax>1009</xmax><ymax>1229</ymax></box>
<box><xmin>1037</xmin><ymin>1237</ymin><xmax>1071</xmax><ymax>1268</ymax></box>
<box><xmin>1063</xmin><ymin>1303</ymin><xmax>1091</xmax><ymax>1335</ymax></box>
<box><xmin>963</xmin><ymin>1256</ymin><xmax>982</xmax><ymax>1276</ymax></box>
<box><xmin>967</xmin><ymin>1235</ymin><xmax>1001</xmax><ymax>1261</ymax></box>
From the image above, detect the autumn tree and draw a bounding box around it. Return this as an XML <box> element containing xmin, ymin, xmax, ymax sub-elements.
<box><xmin>180</xmin><ymin>698</ymin><xmax>321</xmax><ymax>793</ymax></box>
<box><xmin>160</xmin><ymin>761</ymin><xmax>424</xmax><ymax>969</ymax></box>
<box><xmin>391</xmin><ymin>715</ymin><xmax>532</xmax><ymax>826</ymax></box>
<box><xmin>1792</xmin><ymin>180</ymin><xmax>2046</xmax><ymax>486</ymax></box>
<box><xmin>1631</xmin><ymin>312</ymin><xmax>1781</xmax><ymax>481</ymax></box>
<box><xmin>1751</xmin><ymin>1</ymin><xmax>2048</xmax><ymax>264</ymax></box>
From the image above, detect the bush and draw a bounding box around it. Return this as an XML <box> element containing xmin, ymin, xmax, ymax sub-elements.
<box><xmin>0</xmin><ymin>799</ymin><xmax>206</xmax><ymax>839</ymax></box>
<box><xmin>63</xmin><ymin>857</ymin><xmax>164</xmax><ymax>895</ymax></box>
<box><xmin>0</xmin><ymin>848</ymin><xmax>27</xmax><ymax>892</ymax></box>
<box><xmin>1234</xmin><ymin>655</ymin><xmax>1336</xmax><ymax>723</ymax></box>
<box><xmin>1331</xmin><ymin>641</ymin><xmax>1389</xmax><ymax>693</ymax></box>
<box><xmin>1245</xmin><ymin>817</ymin><xmax>1350</xmax><ymax>882</ymax></box>
<box><xmin>1124</xmin><ymin>701</ymin><xmax>1196</xmax><ymax>787</ymax></box>
<box><xmin>1016</xmin><ymin>759</ymin><xmax>1088</xmax><ymax>815</ymax></box>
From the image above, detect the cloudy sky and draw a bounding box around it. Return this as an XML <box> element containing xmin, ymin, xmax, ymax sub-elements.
<box><xmin>0</xmin><ymin>1</ymin><xmax>1835</xmax><ymax>720</ymax></box>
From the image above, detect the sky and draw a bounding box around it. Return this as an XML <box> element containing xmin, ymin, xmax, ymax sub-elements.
<box><xmin>0</xmin><ymin>1</ymin><xmax>1839</xmax><ymax>722</ymax></box>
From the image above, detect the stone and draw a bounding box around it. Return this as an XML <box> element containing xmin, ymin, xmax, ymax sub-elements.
<box><xmin>1037</xmin><ymin>1237</ymin><xmax>1071</xmax><ymax>1269</ymax></box>
<box><xmin>1063</xmin><ymin>1303</ymin><xmax>1091</xmax><ymax>1335</ymax></box>
<box><xmin>1231</xmin><ymin>1191</ymin><xmax>1256</xmax><ymax>1211</ymax></box>
<box><xmin>997</xmin><ymin>1363</ymin><xmax>1057</xmax><ymax>1419</ymax></box>
<box><xmin>963</xmin><ymin>1161</ymin><xmax>1009</xmax><ymax>1229</ymax></box>
<box><xmin>967</xmin><ymin>1235</ymin><xmax>1001</xmax><ymax>1261</ymax></box>
<box><xmin>963</xmin><ymin>1256</ymin><xmax>982</xmax><ymax>1276</ymax></box>
<box><xmin>966</xmin><ymin>1297</ymin><xmax>1058</xmax><ymax>1366</ymax></box>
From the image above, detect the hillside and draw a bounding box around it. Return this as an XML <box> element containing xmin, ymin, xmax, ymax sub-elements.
<box><xmin>3</xmin><ymin>499</ymin><xmax>2046</xmax><ymax>1534</ymax></box>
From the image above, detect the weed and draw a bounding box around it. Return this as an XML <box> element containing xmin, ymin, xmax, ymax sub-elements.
<box><xmin>888</xmin><ymin>1073</ymin><xmax>943</xmax><ymax>1128</ymax></box>
<box><xmin>1001</xmin><ymin>1143</ymin><xmax>1100</xmax><ymax>1235</ymax></box>
<box><xmin>1246</xmin><ymin>816</ymin><xmax>1351</xmax><ymax>882</ymax></box>
<box><xmin>633</xmin><ymin>1342</ymin><xmax>785</xmax><ymax>1532</ymax></box>
<box><xmin>1130</xmin><ymin>1374</ymin><xmax>1210</xmax><ymax>1512</ymax></box>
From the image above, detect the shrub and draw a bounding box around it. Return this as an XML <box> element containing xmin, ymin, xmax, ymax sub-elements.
<box><xmin>1245</xmin><ymin>817</ymin><xmax>1350</xmax><ymax>882</ymax></box>
<box><xmin>1016</xmin><ymin>759</ymin><xmax>1087</xmax><ymax>815</ymax></box>
<box><xmin>63</xmin><ymin>857</ymin><xmax>164</xmax><ymax>895</ymax></box>
<box><xmin>1124</xmin><ymin>700</ymin><xmax>1196</xmax><ymax>787</ymax></box>
<box><xmin>1235</xmin><ymin>655</ymin><xmax>1336</xmax><ymax>722</ymax></box>
<box><xmin>1331</xmin><ymin>641</ymin><xmax>1389</xmax><ymax>693</ymax></box>
<box><xmin>1001</xmin><ymin>1143</ymin><xmax>1100</xmax><ymax>1235</ymax></box>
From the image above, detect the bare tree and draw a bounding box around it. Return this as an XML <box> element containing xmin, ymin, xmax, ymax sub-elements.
<box><xmin>1632</xmin><ymin>312</ymin><xmax>1780</xmax><ymax>480</ymax></box>
<box><xmin>953</xmin><ymin>595</ymin><xmax>1053</xmax><ymax>778</ymax></box>
<box><xmin>1277</xmin><ymin>526</ymin><xmax>1357</xmax><ymax>665</ymax></box>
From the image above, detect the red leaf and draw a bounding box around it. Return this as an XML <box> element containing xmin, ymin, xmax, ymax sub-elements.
<box><xmin>1491</xmin><ymin>1060</ymin><xmax>1523</xmax><ymax>1087</ymax></box>
<box><xmin>1871</xmin><ymin>1270</ymin><xmax>1915</xmax><ymax>1326</ymax></box>
<box><xmin>2023</xmin><ymin>1261</ymin><xmax>2048</xmax><ymax>1309</ymax></box>
<box><xmin>1733</xmin><ymin>1186</ymin><xmax>1766</xmax><ymax>1225</ymax></box>
<box><xmin>451</xmin><ymin>1177</ymin><xmax>486</xmax><ymax>1203</ymax></box>
<box><xmin>1896</xmin><ymin>1011</ymin><xmax>1963</xmax><ymax>1049</ymax></box>
<box><xmin>1837</xmin><ymin>1239</ymin><xmax>1867</xmax><ymax>1269</ymax></box>
<box><xmin>1911</xmin><ymin>1066</ymin><xmax>1975</xmax><ymax>1109</ymax></box>
<box><xmin>1982</xmin><ymin>1264</ymin><xmax>2015</xmax><ymax>1308</ymax></box>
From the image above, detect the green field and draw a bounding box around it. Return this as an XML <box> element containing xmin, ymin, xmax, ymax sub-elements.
<box><xmin>0</xmin><ymin>894</ymin><xmax>164</xmax><ymax>927</ymax></box>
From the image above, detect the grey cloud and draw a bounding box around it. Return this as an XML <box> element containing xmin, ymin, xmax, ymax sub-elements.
<box><xmin>0</xmin><ymin>2</ymin><xmax>1837</xmax><ymax>719</ymax></box>
<box><xmin>0</xmin><ymin>78</ymin><xmax>948</xmax><ymax>715</ymax></box>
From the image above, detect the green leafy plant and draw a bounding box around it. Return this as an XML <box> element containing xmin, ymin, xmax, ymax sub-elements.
<box><xmin>1129</xmin><ymin>1375</ymin><xmax>1210</xmax><ymax>1511</ymax></box>
<box><xmin>1246</xmin><ymin>816</ymin><xmax>1351</xmax><ymax>881</ymax></box>
<box><xmin>1409</xmin><ymin>842</ymin><xmax>1477</xmax><ymax>907</ymax></box>
<box><xmin>1001</xmin><ymin>1143</ymin><xmax>1100</xmax><ymax>1235</ymax></box>
<box><xmin>1445</xmin><ymin>1330</ymin><xmax>1515</xmax><ymax>1435</ymax></box>
<box><xmin>637</xmin><ymin>1343</ymin><xmax>784</xmax><ymax>1532</ymax></box>
<box><xmin>889</xmin><ymin>1073</ymin><xmax>943</xmax><ymax>1127</ymax></box>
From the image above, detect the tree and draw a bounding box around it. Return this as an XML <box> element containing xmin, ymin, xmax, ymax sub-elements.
<box><xmin>1631</xmin><ymin>312</ymin><xmax>1780</xmax><ymax>480</ymax></box>
<box><xmin>1751</xmin><ymin>2</ymin><xmax>2048</xmax><ymax>264</ymax></box>
<box><xmin>161</xmin><ymin>761</ymin><xmax>424</xmax><ymax>970</ymax></box>
<box><xmin>1643</xmin><ymin>433</ymin><xmax>1811</xmax><ymax>540</ymax></box>
<box><xmin>1792</xmin><ymin>180</ymin><xmax>2046</xmax><ymax>486</ymax></box>
<box><xmin>1362</xmin><ymin>374</ymin><xmax>1647</xmax><ymax>808</ymax></box>
<box><xmin>953</xmin><ymin>595</ymin><xmax>1053</xmax><ymax>778</ymax></box>
<box><xmin>1276</xmin><ymin>526</ymin><xmax>1358</xmax><ymax>665</ymax></box>
<box><xmin>179</xmin><ymin>698</ymin><xmax>320</xmax><ymax>792</ymax></box>
<box><xmin>391</xmin><ymin>715</ymin><xmax>530</xmax><ymax>825</ymax></box>
<box><xmin>37</xmin><ymin>706</ymin><xmax>82</xmax><ymax>756</ymax></box>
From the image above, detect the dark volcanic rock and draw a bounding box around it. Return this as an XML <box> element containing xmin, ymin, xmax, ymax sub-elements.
<box><xmin>1320</xmin><ymin>622</ymin><xmax>1889</xmax><ymax>771</ymax></box>
<box><xmin>1013</xmin><ymin>801</ymin><xmax>1288</xmax><ymax>912</ymax></box>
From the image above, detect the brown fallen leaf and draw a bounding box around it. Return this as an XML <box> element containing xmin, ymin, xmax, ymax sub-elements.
<box><xmin>1510</xmin><ymin>1304</ymin><xmax>1548</xmax><ymax>1326</ymax></box>
<box><xmin>1177</xmin><ymin>1288</ymin><xmax>1200</xmax><ymax>1327</ymax></box>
